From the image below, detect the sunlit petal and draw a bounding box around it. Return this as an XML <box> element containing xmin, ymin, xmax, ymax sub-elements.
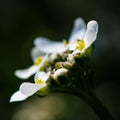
<box><xmin>34</xmin><ymin>37</ymin><xmax>66</xmax><ymax>53</ymax></box>
<box><xmin>10</xmin><ymin>91</ymin><xmax>28</xmax><ymax>102</ymax></box>
<box><xmin>20</xmin><ymin>82</ymin><xmax>46</xmax><ymax>96</ymax></box>
<box><xmin>34</xmin><ymin>71</ymin><xmax>50</xmax><ymax>83</ymax></box>
<box><xmin>42</xmin><ymin>72</ymin><xmax>50</xmax><ymax>82</ymax></box>
<box><xmin>15</xmin><ymin>65</ymin><xmax>38</xmax><ymax>79</ymax></box>
<box><xmin>87</xmin><ymin>20</ymin><xmax>98</xmax><ymax>34</ymax></box>
<box><xmin>34</xmin><ymin>72</ymin><xmax>47</xmax><ymax>80</ymax></box>
<box><xmin>84</xmin><ymin>21</ymin><xmax>98</xmax><ymax>49</ymax></box>
<box><xmin>69</xmin><ymin>17</ymin><xmax>86</xmax><ymax>42</ymax></box>
<box><xmin>68</xmin><ymin>42</ymin><xmax>77</xmax><ymax>51</ymax></box>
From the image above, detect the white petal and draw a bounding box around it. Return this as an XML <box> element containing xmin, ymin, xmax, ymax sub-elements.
<box><xmin>20</xmin><ymin>82</ymin><xmax>46</xmax><ymax>96</ymax></box>
<box><xmin>31</xmin><ymin>47</ymin><xmax>45</xmax><ymax>61</ymax></box>
<box><xmin>68</xmin><ymin>42</ymin><xmax>77</xmax><ymax>51</ymax></box>
<box><xmin>34</xmin><ymin>37</ymin><xmax>66</xmax><ymax>54</ymax></box>
<box><xmin>84</xmin><ymin>21</ymin><xmax>98</xmax><ymax>49</ymax></box>
<box><xmin>42</xmin><ymin>72</ymin><xmax>50</xmax><ymax>82</ymax></box>
<box><xmin>34</xmin><ymin>37</ymin><xmax>53</xmax><ymax>47</ymax></box>
<box><xmin>15</xmin><ymin>65</ymin><xmax>39</xmax><ymax>79</ymax></box>
<box><xmin>34</xmin><ymin>72</ymin><xmax>47</xmax><ymax>80</ymax></box>
<box><xmin>69</xmin><ymin>17</ymin><xmax>86</xmax><ymax>43</ymax></box>
<box><xmin>34</xmin><ymin>71</ymin><xmax>50</xmax><ymax>83</ymax></box>
<box><xmin>10</xmin><ymin>91</ymin><xmax>28</xmax><ymax>102</ymax></box>
<box><xmin>87</xmin><ymin>20</ymin><xmax>98</xmax><ymax>34</ymax></box>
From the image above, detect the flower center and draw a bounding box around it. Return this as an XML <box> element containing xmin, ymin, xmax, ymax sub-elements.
<box><xmin>76</xmin><ymin>40</ymin><xmax>86</xmax><ymax>51</ymax></box>
<box><xmin>35</xmin><ymin>79</ymin><xmax>44</xmax><ymax>84</ymax></box>
<box><xmin>34</xmin><ymin>56</ymin><xmax>43</xmax><ymax>66</ymax></box>
<box><xmin>63</xmin><ymin>39</ymin><xmax>69</xmax><ymax>46</ymax></box>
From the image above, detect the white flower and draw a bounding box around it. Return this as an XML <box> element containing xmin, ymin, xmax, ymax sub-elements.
<box><xmin>10</xmin><ymin>71</ymin><xmax>50</xmax><ymax>102</ymax></box>
<box><xmin>15</xmin><ymin>55</ymin><xmax>48</xmax><ymax>79</ymax></box>
<box><xmin>68</xmin><ymin>19</ymin><xmax>98</xmax><ymax>53</ymax></box>
<box><xmin>30</xmin><ymin>17</ymin><xmax>86</xmax><ymax>59</ymax></box>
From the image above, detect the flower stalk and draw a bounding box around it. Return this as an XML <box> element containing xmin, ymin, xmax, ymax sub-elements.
<box><xmin>51</xmin><ymin>86</ymin><xmax>114</xmax><ymax>120</ymax></box>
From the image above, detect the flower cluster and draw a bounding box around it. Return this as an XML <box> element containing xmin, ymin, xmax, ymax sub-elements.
<box><xmin>10</xmin><ymin>18</ymin><xmax>98</xmax><ymax>102</ymax></box>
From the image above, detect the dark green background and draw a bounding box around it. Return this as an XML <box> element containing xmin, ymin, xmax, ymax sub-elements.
<box><xmin>0</xmin><ymin>0</ymin><xmax>120</xmax><ymax>120</ymax></box>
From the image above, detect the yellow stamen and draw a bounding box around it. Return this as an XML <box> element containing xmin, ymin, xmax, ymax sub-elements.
<box><xmin>76</xmin><ymin>40</ymin><xmax>86</xmax><ymax>51</ymax></box>
<box><xmin>35</xmin><ymin>79</ymin><xmax>43</xmax><ymax>84</ymax></box>
<box><xmin>63</xmin><ymin>39</ymin><xmax>69</xmax><ymax>46</ymax></box>
<box><xmin>34</xmin><ymin>56</ymin><xmax>43</xmax><ymax>66</ymax></box>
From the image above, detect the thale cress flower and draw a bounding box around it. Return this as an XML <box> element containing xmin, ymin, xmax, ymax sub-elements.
<box><xmin>10</xmin><ymin>17</ymin><xmax>98</xmax><ymax>102</ymax></box>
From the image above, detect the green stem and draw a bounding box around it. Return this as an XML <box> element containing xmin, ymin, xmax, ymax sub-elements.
<box><xmin>80</xmin><ymin>91</ymin><xmax>114</xmax><ymax>120</ymax></box>
<box><xmin>52</xmin><ymin>87</ymin><xmax>114</xmax><ymax>120</ymax></box>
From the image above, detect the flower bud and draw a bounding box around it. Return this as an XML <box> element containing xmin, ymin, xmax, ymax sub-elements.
<box><xmin>54</xmin><ymin>68</ymin><xmax>69</xmax><ymax>85</ymax></box>
<box><xmin>48</xmin><ymin>53</ymin><xmax>62</xmax><ymax>65</ymax></box>
<box><xmin>36</xmin><ymin>85</ymin><xmax>50</xmax><ymax>97</ymax></box>
<box><xmin>55</xmin><ymin>62</ymin><xmax>72</xmax><ymax>70</ymax></box>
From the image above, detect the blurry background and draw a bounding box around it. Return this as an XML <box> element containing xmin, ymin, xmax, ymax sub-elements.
<box><xmin>0</xmin><ymin>0</ymin><xmax>120</xmax><ymax>120</ymax></box>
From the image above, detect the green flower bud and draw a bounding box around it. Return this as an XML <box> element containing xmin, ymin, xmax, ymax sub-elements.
<box><xmin>48</xmin><ymin>53</ymin><xmax>62</xmax><ymax>65</ymax></box>
<box><xmin>55</xmin><ymin>62</ymin><xmax>72</xmax><ymax>70</ymax></box>
<box><xmin>54</xmin><ymin>68</ymin><xmax>70</xmax><ymax>85</ymax></box>
<box><xmin>36</xmin><ymin>85</ymin><xmax>50</xmax><ymax>97</ymax></box>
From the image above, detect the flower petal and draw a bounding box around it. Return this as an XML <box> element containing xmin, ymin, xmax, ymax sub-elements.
<box><xmin>15</xmin><ymin>65</ymin><xmax>39</xmax><ymax>79</ymax></box>
<box><xmin>42</xmin><ymin>72</ymin><xmax>50</xmax><ymax>82</ymax></box>
<box><xmin>10</xmin><ymin>91</ymin><xmax>28</xmax><ymax>102</ymax></box>
<box><xmin>33</xmin><ymin>37</ymin><xmax>66</xmax><ymax>54</ymax></box>
<box><xmin>84</xmin><ymin>21</ymin><xmax>98</xmax><ymax>49</ymax></box>
<box><xmin>20</xmin><ymin>82</ymin><xmax>46</xmax><ymax>96</ymax></box>
<box><xmin>34</xmin><ymin>37</ymin><xmax>53</xmax><ymax>47</ymax></box>
<box><xmin>68</xmin><ymin>42</ymin><xmax>77</xmax><ymax>51</ymax></box>
<box><xmin>34</xmin><ymin>71</ymin><xmax>50</xmax><ymax>83</ymax></box>
<box><xmin>31</xmin><ymin>47</ymin><xmax>45</xmax><ymax>61</ymax></box>
<box><xmin>69</xmin><ymin>17</ymin><xmax>86</xmax><ymax>43</ymax></box>
<box><xmin>34</xmin><ymin>72</ymin><xmax>47</xmax><ymax>80</ymax></box>
<box><xmin>87</xmin><ymin>20</ymin><xmax>98</xmax><ymax>34</ymax></box>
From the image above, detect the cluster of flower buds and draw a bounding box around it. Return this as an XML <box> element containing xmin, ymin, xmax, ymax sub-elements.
<box><xmin>10</xmin><ymin>18</ymin><xmax>98</xmax><ymax>102</ymax></box>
